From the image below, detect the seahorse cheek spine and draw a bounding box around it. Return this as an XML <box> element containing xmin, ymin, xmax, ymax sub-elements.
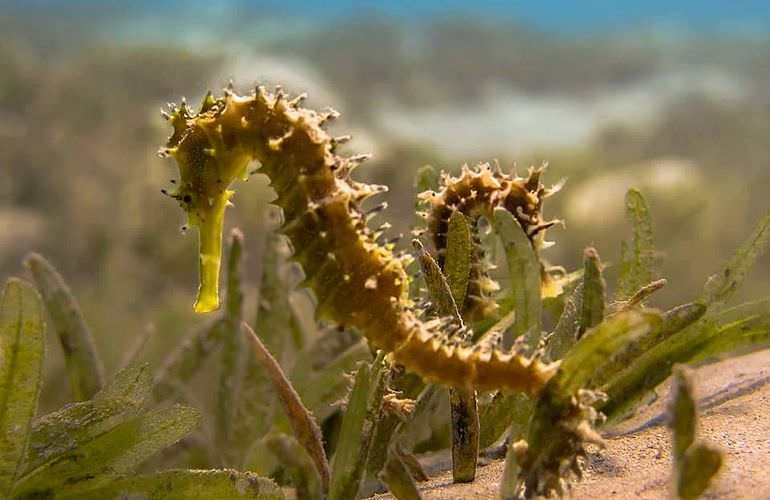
<box><xmin>162</xmin><ymin>88</ymin><xmax>558</xmax><ymax>393</ymax></box>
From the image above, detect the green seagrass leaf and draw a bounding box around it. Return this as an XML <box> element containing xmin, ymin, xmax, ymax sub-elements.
<box><xmin>392</xmin><ymin>385</ymin><xmax>445</xmax><ymax>449</ymax></box>
<box><xmin>152</xmin><ymin>318</ymin><xmax>225</xmax><ymax>402</ymax></box>
<box><xmin>25</xmin><ymin>364</ymin><xmax>151</xmax><ymax>475</ymax></box>
<box><xmin>413</xmin><ymin>240</ymin><xmax>461</xmax><ymax>322</ymax></box>
<box><xmin>329</xmin><ymin>352</ymin><xmax>388</xmax><ymax>500</ymax></box>
<box><xmin>617</xmin><ymin>189</ymin><xmax>654</xmax><ymax>301</ymax></box>
<box><xmin>379</xmin><ymin>446</ymin><xmax>422</xmax><ymax>500</ymax></box>
<box><xmin>243</xmin><ymin>323</ymin><xmax>330</xmax><ymax>494</ymax></box>
<box><xmin>579</xmin><ymin>247</ymin><xmax>606</xmax><ymax>337</ymax></box>
<box><xmin>255</xmin><ymin>231</ymin><xmax>295</xmax><ymax>361</ymax></box>
<box><xmin>292</xmin><ymin>339</ymin><xmax>371</xmax><ymax>422</ymax></box>
<box><xmin>13</xmin><ymin>405</ymin><xmax>200</xmax><ymax>497</ymax></box>
<box><xmin>700</xmin><ymin>209</ymin><xmax>770</xmax><ymax>308</ymax></box>
<box><xmin>217</xmin><ymin>229</ymin><xmax>245</xmax><ymax>459</ymax></box>
<box><xmin>445</xmin><ymin>211</ymin><xmax>472</xmax><ymax>311</ymax></box>
<box><xmin>676</xmin><ymin>442</ymin><xmax>722</xmax><ymax>500</ymax></box>
<box><xmin>553</xmin><ymin>310</ymin><xmax>662</xmax><ymax>403</ymax></box>
<box><xmin>492</xmin><ymin>207</ymin><xmax>541</xmax><ymax>351</ymax></box>
<box><xmin>670</xmin><ymin>366</ymin><xmax>697</xmax><ymax>461</ymax></box>
<box><xmin>266</xmin><ymin>433</ymin><xmax>322</xmax><ymax>500</ymax></box>
<box><xmin>689</xmin><ymin>300</ymin><xmax>770</xmax><ymax>363</ymax></box>
<box><xmin>25</xmin><ymin>253</ymin><xmax>104</xmax><ymax>401</ymax></box>
<box><xmin>478</xmin><ymin>392</ymin><xmax>531</xmax><ymax>450</ymax></box>
<box><xmin>601</xmin><ymin>299</ymin><xmax>770</xmax><ymax>423</ymax></box>
<box><xmin>600</xmin><ymin>212</ymin><xmax>770</xmax><ymax>423</ymax></box>
<box><xmin>544</xmin><ymin>282</ymin><xmax>583</xmax><ymax>361</ymax></box>
<box><xmin>0</xmin><ymin>279</ymin><xmax>44</xmax><ymax>495</ymax></box>
<box><xmin>414</xmin><ymin>165</ymin><xmax>439</xmax><ymax>194</ymax></box>
<box><xmin>589</xmin><ymin>302</ymin><xmax>705</xmax><ymax>391</ymax></box>
<box><xmin>66</xmin><ymin>469</ymin><xmax>284</xmax><ymax>500</ymax></box>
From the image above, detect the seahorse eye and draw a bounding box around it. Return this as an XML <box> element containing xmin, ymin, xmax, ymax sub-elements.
<box><xmin>183</xmin><ymin>194</ymin><xmax>192</xmax><ymax>203</ymax></box>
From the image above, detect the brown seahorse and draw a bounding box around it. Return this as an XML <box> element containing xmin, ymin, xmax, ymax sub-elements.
<box><xmin>160</xmin><ymin>86</ymin><xmax>558</xmax><ymax>394</ymax></box>
<box><xmin>418</xmin><ymin>163</ymin><xmax>564</xmax><ymax>321</ymax></box>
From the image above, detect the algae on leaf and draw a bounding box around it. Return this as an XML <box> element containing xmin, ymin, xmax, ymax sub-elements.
<box><xmin>676</xmin><ymin>443</ymin><xmax>723</xmax><ymax>500</ymax></box>
<box><xmin>448</xmin><ymin>385</ymin><xmax>479</xmax><ymax>483</ymax></box>
<box><xmin>416</xmin><ymin>217</ymin><xmax>479</xmax><ymax>483</ymax></box>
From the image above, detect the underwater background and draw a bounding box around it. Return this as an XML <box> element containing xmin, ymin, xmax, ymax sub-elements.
<box><xmin>1</xmin><ymin>1</ymin><xmax>769</xmax><ymax>413</ymax></box>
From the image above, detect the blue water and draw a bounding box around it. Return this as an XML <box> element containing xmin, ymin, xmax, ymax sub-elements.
<box><xmin>8</xmin><ymin>0</ymin><xmax>770</xmax><ymax>34</ymax></box>
<box><xmin>262</xmin><ymin>0</ymin><xmax>770</xmax><ymax>33</ymax></box>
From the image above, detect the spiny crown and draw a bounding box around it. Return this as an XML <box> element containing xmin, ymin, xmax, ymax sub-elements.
<box><xmin>159</xmin><ymin>92</ymin><xmax>252</xmax><ymax>228</ymax></box>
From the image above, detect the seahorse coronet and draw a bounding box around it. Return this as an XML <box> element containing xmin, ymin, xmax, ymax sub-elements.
<box><xmin>162</xmin><ymin>86</ymin><xmax>558</xmax><ymax>393</ymax></box>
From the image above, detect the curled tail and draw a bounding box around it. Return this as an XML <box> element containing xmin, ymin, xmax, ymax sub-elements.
<box><xmin>161</xmin><ymin>86</ymin><xmax>558</xmax><ymax>393</ymax></box>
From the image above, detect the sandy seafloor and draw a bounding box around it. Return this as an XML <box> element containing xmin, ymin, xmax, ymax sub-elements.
<box><xmin>374</xmin><ymin>348</ymin><xmax>770</xmax><ymax>499</ymax></box>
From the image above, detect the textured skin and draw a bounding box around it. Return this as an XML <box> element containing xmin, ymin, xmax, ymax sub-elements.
<box><xmin>419</xmin><ymin>164</ymin><xmax>563</xmax><ymax>321</ymax></box>
<box><xmin>162</xmin><ymin>87</ymin><xmax>558</xmax><ymax>393</ymax></box>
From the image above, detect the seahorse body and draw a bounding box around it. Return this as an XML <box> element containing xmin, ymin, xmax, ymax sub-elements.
<box><xmin>419</xmin><ymin>164</ymin><xmax>563</xmax><ymax>321</ymax></box>
<box><xmin>161</xmin><ymin>87</ymin><xmax>558</xmax><ymax>393</ymax></box>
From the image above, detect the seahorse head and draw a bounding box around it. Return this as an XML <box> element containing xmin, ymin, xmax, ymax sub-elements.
<box><xmin>160</xmin><ymin>92</ymin><xmax>251</xmax><ymax>313</ymax></box>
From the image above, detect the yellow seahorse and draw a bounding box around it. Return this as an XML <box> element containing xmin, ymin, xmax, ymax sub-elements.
<box><xmin>160</xmin><ymin>86</ymin><xmax>558</xmax><ymax>394</ymax></box>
